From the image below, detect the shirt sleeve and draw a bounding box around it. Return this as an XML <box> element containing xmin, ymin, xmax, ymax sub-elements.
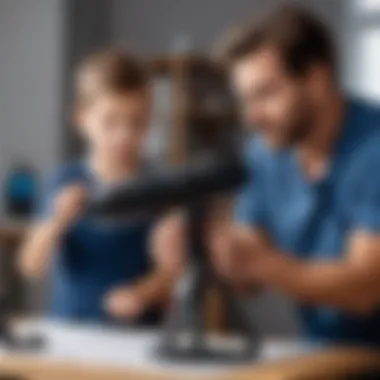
<box><xmin>351</xmin><ymin>180</ymin><xmax>380</xmax><ymax>233</ymax></box>
<box><xmin>351</xmin><ymin>143</ymin><xmax>380</xmax><ymax>233</ymax></box>
<box><xmin>36</xmin><ymin>164</ymin><xmax>81</xmax><ymax>221</ymax></box>
<box><xmin>35</xmin><ymin>171</ymin><xmax>62</xmax><ymax>220</ymax></box>
<box><xmin>234</xmin><ymin>144</ymin><xmax>266</xmax><ymax>228</ymax></box>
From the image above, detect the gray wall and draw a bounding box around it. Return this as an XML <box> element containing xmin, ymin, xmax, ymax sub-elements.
<box><xmin>0</xmin><ymin>0</ymin><xmax>65</xmax><ymax>311</ymax></box>
<box><xmin>111</xmin><ymin>0</ymin><xmax>345</xmax><ymax>75</ymax></box>
<box><xmin>63</xmin><ymin>0</ymin><xmax>112</xmax><ymax>157</ymax></box>
<box><xmin>0</xmin><ymin>0</ymin><xmax>64</xmax><ymax>204</ymax></box>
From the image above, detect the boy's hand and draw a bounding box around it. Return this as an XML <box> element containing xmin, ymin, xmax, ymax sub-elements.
<box><xmin>52</xmin><ymin>184</ymin><xmax>87</xmax><ymax>230</ymax></box>
<box><xmin>103</xmin><ymin>286</ymin><xmax>147</xmax><ymax>320</ymax></box>
<box><xmin>150</xmin><ymin>213</ymin><xmax>186</xmax><ymax>278</ymax></box>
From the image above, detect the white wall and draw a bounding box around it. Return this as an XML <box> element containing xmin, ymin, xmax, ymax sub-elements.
<box><xmin>0</xmin><ymin>0</ymin><xmax>64</xmax><ymax>210</ymax></box>
<box><xmin>344</xmin><ymin>0</ymin><xmax>380</xmax><ymax>100</ymax></box>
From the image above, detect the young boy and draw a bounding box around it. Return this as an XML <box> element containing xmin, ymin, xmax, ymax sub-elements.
<box><xmin>19</xmin><ymin>49</ymin><xmax>183</xmax><ymax>324</ymax></box>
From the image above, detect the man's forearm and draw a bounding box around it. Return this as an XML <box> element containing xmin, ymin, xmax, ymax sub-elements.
<box><xmin>259</xmin><ymin>253</ymin><xmax>380</xmax><ymax>313</ymax></box>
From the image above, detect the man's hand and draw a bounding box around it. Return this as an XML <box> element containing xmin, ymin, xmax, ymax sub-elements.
<box><xmin>209</xmin><ymin>222</ymin><xmax>273</xmax><ymax>293</ymax></box>
<box><xmin>209</xmin><ymin>224</ymin><xmax>380</xmax><ymax>314</ymax></box>
<box><xmin>52</xmin><ymin>184</ymin><xmax>87</xmax><ymax>230</ymax></box>
<box><xmin>103</xmin><ymin>286</ymin><xmax>147</xmax><ymax>320</ymax></box>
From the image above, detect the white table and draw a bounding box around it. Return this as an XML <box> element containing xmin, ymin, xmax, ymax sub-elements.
<box><xmin>1</xmin><ymin>319</ymin><xmax>312</xmax><ymax>377</ymax></box>
<box><xmin>0</xmin><ymin>320</ymin><xmax>379</xmax><ymax>380</ymax></box>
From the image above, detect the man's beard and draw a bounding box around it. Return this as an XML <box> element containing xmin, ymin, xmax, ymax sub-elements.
<box><xmin>281</xmin><ymin>103</ymin><xmax>316</xmax><ymax>147</ymax></box>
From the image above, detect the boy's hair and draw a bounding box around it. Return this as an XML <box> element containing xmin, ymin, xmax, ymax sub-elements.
<box><xmin>75</xmin><ymin>49</ymin><xmax>150</xmax><ymax>105</ymax></box>
<box><xmin>216</xmin><ymin>4</ymin><xmax>336</xmax><ymax>77</ymax></box>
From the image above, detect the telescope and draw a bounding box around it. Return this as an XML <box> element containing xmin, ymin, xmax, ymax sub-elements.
<box><xmin>89</xmin><ymin>153</ymin><xmax>246</xmax><ymax>215</ymax></box>
<box><xmin>89</xmin><ymin>152</ymin><xmax>259</xmax><ymax>362</ymax></box>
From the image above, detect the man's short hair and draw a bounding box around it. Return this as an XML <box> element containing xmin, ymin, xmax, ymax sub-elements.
<box><xmin>217</xmin><ymin>4</ymin><xmax>336</xmax><ymax>77</ymax></box>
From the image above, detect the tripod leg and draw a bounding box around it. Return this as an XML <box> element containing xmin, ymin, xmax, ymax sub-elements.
<box><xmin>222</xmin><ymin>285</ymin><xmax>260</xmax><ymax>356</ymax></box>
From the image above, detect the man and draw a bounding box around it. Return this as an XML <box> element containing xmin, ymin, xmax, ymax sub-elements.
<box><xmin>209</xmin><ymin>5</ymin><xmax>380</xmax><ymax>345</ymax></box>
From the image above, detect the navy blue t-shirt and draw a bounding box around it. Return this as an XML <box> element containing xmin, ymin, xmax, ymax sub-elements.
<box><xmin>41</xmin><ymin>162</ymin><xmax>162</xmax><ymax>325</ymax></box>
<box><xmin>235</xmin><ymin>98</ymin><xmax>380</xmax><ymax>345</ymax></box>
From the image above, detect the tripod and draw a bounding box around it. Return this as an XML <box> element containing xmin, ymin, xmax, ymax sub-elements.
<box><xmin>157</xmin><ymin>201</ymin><xmax>259</xmax><ymax>362</ymax></box>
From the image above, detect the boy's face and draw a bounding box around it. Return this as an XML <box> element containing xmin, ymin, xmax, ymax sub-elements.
<box><xmin>78</xmin><ymin>90</ymin><xmax>151</xmax><ymax>162</ymax></box>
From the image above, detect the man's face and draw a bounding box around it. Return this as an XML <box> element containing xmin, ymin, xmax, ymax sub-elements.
<box><xmin>231</xmin><ymin>47</ymin><xmax>316</xmax><ymax>149</ymax></box>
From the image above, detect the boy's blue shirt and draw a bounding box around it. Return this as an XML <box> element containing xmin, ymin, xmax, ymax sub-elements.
<box><xmin>235</xmin><ymin>98</ymin><xmax>380</xmax><ymax>345</ymax></box>
<box><xmin>41</xmin><ymin>162</ymin><xmax>161</xmax><ymax>324</ymax></box>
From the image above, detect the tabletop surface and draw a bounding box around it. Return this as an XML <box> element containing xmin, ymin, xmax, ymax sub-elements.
<box><xmin>0</xmin><ymin>319</ymin><xmax>314</xmax><ymax>377</ymax></box>
<box><xmin>0</xmin><ymin>319</ymin><xmax>378</xmax><ymax>380</ymax></box>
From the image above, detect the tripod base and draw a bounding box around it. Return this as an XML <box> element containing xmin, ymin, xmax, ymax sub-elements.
<box><xmin>155</xmin><ymin>270</ymin><xmax>260</xmax><ymax>363</ymax></box>
<box><xmin>156</xmin><ymin>337</ymin><xmax>258</xmax><ymax>363</ymax></box>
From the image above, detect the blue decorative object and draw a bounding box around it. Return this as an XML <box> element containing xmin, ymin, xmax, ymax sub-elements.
<box><xmin>4</xmin><ymin>161</ymin><xmax>37</xmax><ymax>218</ymax></box>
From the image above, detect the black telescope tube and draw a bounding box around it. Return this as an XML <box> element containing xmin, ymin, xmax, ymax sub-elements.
<box><xmin>88</xmin><ymin>154</ymin><xmax>246</xmax><ymax>216</ymax></box>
